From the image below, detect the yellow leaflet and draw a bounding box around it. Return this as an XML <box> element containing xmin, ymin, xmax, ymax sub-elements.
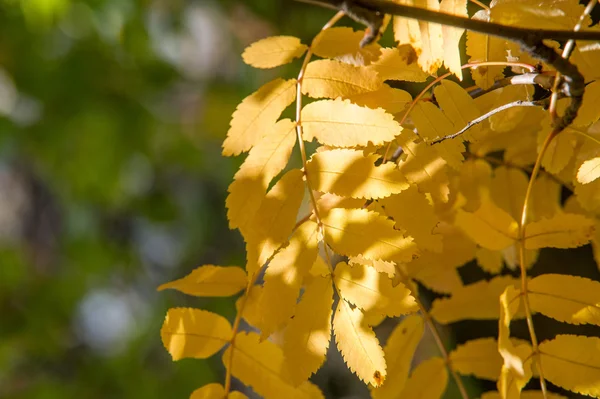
<box><xmin>392</xmin><ymin>0</ymin><xmax>422</xmax><ymax>53</ymax></box>
<box><xmin>430</xmin><ymin>276</ymin><xmax>521</xmax><ymax>323</ymax></box>
<box><xmin>312</xmin><ymin>27</ymin><xmax>381</xmax><ymax>65</ymax></box>
<box><xmin>322</xmin><ymin>208</ymin><xmax>418</xmax><ymax>264</ymax></box>
<box><xmin>302</xmin><ymin>59</ymin><xmax>382</xmax><ymax>99</ymax></box>
<box><xmin>223</xmin><ymin>78</ymin><xmax>296</xmax><ymax>156</ymax></box>
<box><xmin>158</xmin><ymin>265</ymin><xmax>247</xmax><ymax>297</ymax></box>
<box><xmin>334</xmin><ymin>262</ymin><xmax>417</xmax><ymax>316</ymax></box>
<box><xmin>242</xmin><ymin>36</ymin><xmax>307</xmax><ymax>69</ymax></box>
<box><xmin>396</xmin><ymin>130</ymin><xmax>450</xmax><ymax>203</ymax></box>
<box><xmin>371</xmin><ymin>315</ymin><xmax>424</xmax><ymax>399</ymax></box>
<box><xmin>459</xmin><ymin>159</ymin><xmax>492</xmax><ymax>212</ymax></box>
<box><xmin>490</xmin><ymin>1</ymin><xmax>590</xmax><ymax>30</ymax></box>
<box><xmin>539</xmin><ymin>122</ymin><xmax>577</xmax><ymax>175</ymax></box>
<box><xmin>411</xmin><ymin>101</ymin><xmax>465</xmax><ymax>170</ymax></box>
<box><xmin>497</xmin><ymin>345</ymin><xmax>532</xmax><ymax>399</ymax></box>
<box><xmin>434</xmin><ymin>80</ymin><xmax>481</xmax><ymax>142</ymax></box>
<box><xmin>451</xmin><ymin>337</ymin><xmax>521</xmax><ymax>381</ymax></box>
<box><xmin>455</xmin><ymin>200</ymin><xmax>518</xmax><ymax>251</ymax></box>
<box><xmin>490</xmin><ymin>166</ymin><xmax>528</xmax><ymax>221</ymax></box>
<box><xmin>381</xmin><ymin>185</ymin><xmax>443</xmax><ymax>252</ymax></box>
<box><xmin>440</xmin><ymin>0</ymin><xmax>467</xmax><ymax>80</ymax></box>
<box><xmin>530</xmin><ymin>174</ymin><xmax>561</xmax><ymax>221</ymax></box>
<box><xmin>226</xmin><ymin>119</ymin><xmax>296</xmax><ymax>233</ymax></box>
<box><xmin>259</xmin><ymin>220</ymin><xmax>319</xmax><ymax>338</ymax></box>
<box><xmin>574</xmin><ymin>81</ymin><xmax>600</xmax><ymax>126</ymax></box>
<box><xmin>236</xmin><ymin>285</ymin><xmax>262</xmax><ymax>330</ymax></box>
<box><xmin>315</xmin><ymin>193</ymin><xmax>366</xmax><ymax>216</ymax></box>
<box><xmin>222</xmin><ymin>331</ymin><xmax>325</xmax><ymax>399</ymax></box>
<box><xmin>308</xmin><ymin>255</ymin><xmax>331</xmax><ymax>278</ymax></box>
<box><xmin>348</xmin><ymin>255</ymin><xmax>396</xmax><ymax>278</ymax></box>
<box><xmin>578</xmin><ymin>157</ymin><xmax>600</xmax><ymax>184</ymax></box>
<box><xmin>245</xmin><ymin>169</ymin><xmax>305</xmax><ymax>275</ymax></box>
<box><xmin>190</xmin><ymin>383</ymin><xmax>248</xmax><ymax>399</ymax></box>
<box><xmin>524</xmin><ymin>213</ymin><xmax>594</xmax><ymax>249</ymax></box>
<box><xmin>528</xmin><ymin>274</ymin><xmax>600</xmax><ymax>326</ymax></box>
<box><xmin>348</xmin><ymin>84</ymin><xmax>412</xmax><ymax>114</ymax></box>
<box><xmin>481</xmin><ymin>391</ymin><xmax>567</xmax><ymax>399</ymax></box>
<box><xmin>301</xmin><ymin>99</ymin><xmax>401</xmax><ymax>147</ymax></box>
<box><xmin>333</xmin><ymin>299</ymin><xmax>386</xmax><ymax>387</ymax></box>
<box><xmin>574</xmin><ymin>178</ymin><xmax>600</xmax><ymax>214</ymax></box>
<box><xmin>413</xmin><ymin>0</ymin><xmax>444</xmax><ymax>74</ymax></box>
<box><xmin>409</xmin><ymin>264</ymin><xmax>463</xmax><ymax>294</ymax></box>
<box><xmin>594</xmin><ymin>221</ymin><xmax>600</xmax><ymax>272</ymax></box>
<box><xmin>539</xmin><ymin>335</ymin><xmax>600</xmax><ymax>398</ymax></box>
<box><xmin>466</xmin><ymin>10</ymin><xmax>506</xmax><ymax>89</ymax></box>
<box><xmin>306</xmin><ymin>149</ymin><xmax>409</xmax><ymax>200</ymax></box>
<box><xmin>572</xmin><ymin>42</ymin><xmax>600</xmax><ymax>82</ymax></box>
<box><xmin>161</xmin><ymin>308</ymin><xmax>232</xmax><ymax>360</ymax></box>
<box><xmin>399</xmin><ymin>358</ymin><xmax>448</xmax><ymax>399</ymax></box>
<box><xmin>476</xmin><ymin>247</ymin><xmax>504</xmax><ymax>274</ymax></box>
<box><xmin>489</xmin><ymin>85</ymin><xmax>534</xmax><ymax>133</ymax></box>
<box><xmin>367</xmin><ymin>46</ymin><xmax>428</xmax><ymax>82</ymax></box>
<box><xmin>283</xmin><ymin>275</ymin><xmax>333</xmax><ymax>386</ymax></box>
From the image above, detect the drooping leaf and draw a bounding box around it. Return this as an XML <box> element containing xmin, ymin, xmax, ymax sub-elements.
<box><xmin>371</xmin><ymin>315</ymin><xmax>424</xmax><ymax>399</ymax></box>
<box><xmin>539</xmin><ymin>335</ymin><xmax>600</xmax><ymax>398</ymax></box>
<box><xmin>259</xmin><ymin>221</ymin><xmax>320</xmax><ymax>338</ymax></box>
<box><xmin>242</xmin><ymin>36</ymin><xmax>307</xmax><ymax>69</ymax></box>
<box><xmin>455</xmin><ymin>200</ymin><xmax>518</xmax><ymax>251</ymax></box>
<box><xmin>301</xmin><ymin>99</ymin><xmax>401</xmax><ymax>147</ymax></box>
<box><xmin>222</xmin><ymin>332</ymin><xmax>325</xmax><ymax>399</ymax></box>
<box><xmin>283</xmin><ymin>275</ymin><xmax>334</xmax><ymax>386</ymax></box>
<box><xmin>334</xmin><ymin>262</ymin><xmax>417</xmax><ymax>316</ymax></box>
<box><xmin>322</xmin><ymin>208</ymin><xmax>418</xmax><ymax>264</ymax></box>
<box><xmin>399</xmin><ymin>357</ymin><xmax>448</xmax><ymax>399</ymax></box>
<box><xmin>523</xmin><ymin>213</ymin><xmax>594</xmax><ymax>249</ymax></box>
<box><xmin>440</xmin><ymin>0</ymin><xmax>467</xmax><ymax>79</ymax></box>
<box><xmin>466</xmin><ymin>10</ymin><xmax>507</xmax><ymax>89</ymax></box>
<box><xmin>306</xmin><ymin>149</ymin><xmax>409</xmax><ymax>200</ymax></box>
<box><xmin>158</xmin><ymin>265</ymin><xmax>247</xmax><ymax>297</ymax></box>
<box><xmin>577</xmin><ymin>157</ymin><xmax>600</xmax><ymax>184</ymax></box>
<box><xmin>302</xmin><ymin>59</ymin><xmax>382</xmax><ymax>99</ymax></box>
<box><xmin>223</xmin><ymin>78</ymin><xmax>296</xmax><ymax>156</ymax></box>
<box><xmin>333</xmin><ymin>299</ymin><xmax>386</xmax><ymax>387</ymax></box>
<box><xmin>161</xmin><ymin>308</ymin><xmax>232</xmax><ymax>360</ymax></box>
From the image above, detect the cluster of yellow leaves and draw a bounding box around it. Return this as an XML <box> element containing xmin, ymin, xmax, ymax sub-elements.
<box><xmin>158</xmin><ymin>0</ymin><xmax>600</xmax><ymax>398</ymax></box>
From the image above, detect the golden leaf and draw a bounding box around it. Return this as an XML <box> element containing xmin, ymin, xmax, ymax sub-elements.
<box><xmin>222</xmin><ymin>332</ymin><xmax>325</xmax><ymax>399</ymax></box>
<box><xmin>524</xmin><ymin>213</ymin><xmax>595</xmax><ymax>249</ymax></box>
<box><xmin>322</xmin><ymin>208</ymin><xmax>418</xmax><ymax>264</ymax></box>
<box><xmin>301</xmin><ymin>99</ymin><xmax>401</xmax><ymax>147</ymax></box>
<box><xmin>455</xmin><ymin>200</ymin><xmax>518</xmax><ymax>251</ymax></box>
<box><xmin>400</xmin><ymin>357</ymin><xmax>448</xmax><ymax>399</ymax></box>
<box><xmin>333</xmin><ymin>299</ymin><xmax>386</xmax><ymax>387</ymax></box>
<box><xmin>466</xmin><ymin>10</ymin><xmax>507</xmax><ymax>89</ymax></box>
<box><xmin>440</xmin><ymin>0</ymin><xmax>467</xmax><ymax>79</ymax></box>
<box><xmin>490</xmin><ymin>166</ymin><xmax>528</xmax><ymax>221</ymax></box>
<box><xmin>540</xmin><ymin>123</ymin><xmax>577</xmax><ymax>175</ymax></box>
<box><xmin>578</xmin><ymin>157</ymin><xmax>600</xmax><ymax>184</ymax></box>
<box><xmin>476</xmin><ymin>247</ymin><xmax>504</xmax><ymax>274</ymax></box>
<box><xmin>158</xmin><ymin>265</ymin><xmax>247</xmax><ymax>297</ymax></box>
<box><xmin>302</xmin><ymin>59</ymin><xmax>382</xmax><ymax>99</ymax></box>
<box><xmin>539</xmin><ymin>335</ymin><xmax>600</xmax><ymax>397</ymax></box>
<box><xmin>481</xmin><ymin>391</ymin><xmax>566</xmax><ymax>399</ymax></box>
<box><xmin>371</xmin><ymin>315</ymin><xmax>424</xmax><ymax>399</ymax></box>
<box><xmin>312</xmin><ymin>27</ymin><xmax>381</xmax><ymax>64</ymax></box>
<box><xmin>530</xmin><ymin>174</ymin><xmax>562</xmax><ymax>220</ymax></box>
<box><xmin>190</xmin><ymin>383</ymin><xmax>248</xmax><ymax>399</ymax></box>
<box><xmin>434</xmin><ymin>80</ymin><xmax>482</xmax><ymax>141</ymax></box>
<box><xmin>236</xmin><ymin>284</ymin><xmax>262</xmax><ymax>330</ymax></box>
<box><xmin>223</xmin><ymin>78</ymin><xmax>296</xmax><ymax>156</ymax></box>
<box><xmin>242</xmin><ymin>36</ymin><xmax>307</xmax><ymax>69</ymax></box>
<box><xmin>451</xmin><ymin>338</ymin><xmax>505</xmax><ymax>380</ymax></box>
<box><xmin>367</xmin><ymin>46</ymin><xmax>428</xmax><ymax>82</ymax></box>
<box><xmin>283</xmin><ymin>275</ymin><xmax>334</xmax><ymax>386</ymax></box>
<box><xmin>348</xmin><ymin>255</ymin><xmax>396</xmax><ymax>278</ymax></box>
<box><xmin>459</xmin><ymin>158</ymin><xmax>492</xmax><ymax>212</ymax></box>
<box><xmin>348</xmin><ymin>83</ymin><xmax>412</xmax><ymax>114</ymax></box>
<box><xmin>161</xmin><ymin>308</ymin><xmax>232</xmax><ymax>360</ymax></box>
<box><xmin>306</xmin><ymin>149</ymin><xmax>409</xmax><ymax>200</ymax></box>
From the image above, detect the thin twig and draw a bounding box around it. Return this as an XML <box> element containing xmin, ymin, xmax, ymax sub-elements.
<box><xmin>469</xmin><ymin>73</ymin><xmax>556</xmax><ymax>99</ymax></box>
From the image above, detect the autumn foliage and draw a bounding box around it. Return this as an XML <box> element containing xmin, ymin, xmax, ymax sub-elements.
<box><xmin>158</xmin><ymin>0</ymin><xmax>600</xmax><ymax>398</ymax></box>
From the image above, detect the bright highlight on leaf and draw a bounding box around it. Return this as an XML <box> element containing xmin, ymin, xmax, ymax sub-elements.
<box><xmin>242</xmin><ymin>36</ymin><xmax>307</xmax><ymax>69</ymax></box>
<box><xmin>158</xmin><ymin>265</ymin><xmax>247</xmax><ymax>297</ymax></box>
<box><xmin>577</xmin><ymin>157</ymin><xmax>600</xmax><ymax>184</ymax></box>
<box><xmin>302</xmin><ymin>59</ymin><xmax>382</xmax><ymax>98</ymax></box>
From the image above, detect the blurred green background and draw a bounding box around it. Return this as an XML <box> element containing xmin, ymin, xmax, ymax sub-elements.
<box><xmin>0</xmin><ymin>1</ymin><xmax>336</xmax><ymax>397</ymax></box>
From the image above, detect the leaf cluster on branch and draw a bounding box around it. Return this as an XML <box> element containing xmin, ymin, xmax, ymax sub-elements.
<box><xmin>159</xmin><ymin>0</ymin><xmax>600</xmax><ymax>398</ymax></box>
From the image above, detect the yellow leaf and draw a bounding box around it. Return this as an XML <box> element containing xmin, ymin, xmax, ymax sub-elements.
<box><xmin>302</xmin><ymin>59</ymin><xmax>382</xmax><ymax>99</ymax></box>
<box><xmin>161</xmin><ymin>308</ymin><xmax>232</xmax><ymax>360</ymax></box>
<box><xmin>530</xmin><ymin>174</ymin><xmax>561</xmax><ymax>221</ymax></box>
<box><xmin>245</xmin><ymin>169</ymin><xmax>305</xmax><ymax>275</ymax></box>
<box><xmin>481</xmin><ymin>390</ymin><xmax>567</xmax><ymax>399</ymax></box>
<box><xmin>226</xmin><ymin>119</ymin><xmax>296</xmax><ymax>232</ymax></box>
<box><xmin>283</xmin><ymin>275</ymin><xmax>334</xmax><ymax>386</ymax></box>
<box><xmin>430</xmin><ymin>276</ymin><xmax>521</xmax><ymax>323</ymax></box>
<box><xmin>367</xmin><ymin>46</ymin><xmax>428</xmax><ymax>82</ymax></box>
<box><xmin>528</xmin><ymin>274</ymin><xmax>600</xmax><ymax>326</ymax></box>
<box><xmin>524</xmin><ymin>213</ymin><xmax>595</xmax><ymax>249</ymax></box>
<box><xmin>333</xmin><ymin>299</ymin><xmax>386</xmax><ymax>387</ymax></box>
<box><xmin>393</xmin><ymin>0</ymin><xmax>422</xmax><ymax>53</ymax></box>
<box><xmin>490</xmin><ymin>166</ymin><xmax>528</xmax><ymax>221</ymax></box>
<box><xmin>223</xmin><ymin>78</ymin><xmax>296</xmax><ymax>156</ymax></box>
<box><xmin>539</xmin><ymin>335</ymin><xmax>600</xmax><ymax>397</ymax></box>
<box><xmin>578</xmin><ymin>157</ymin><xmax>600</xmax><ymax>184</ymax></box>
<box><xmin>301</xmin><ymin>99</ymin><xmax>401</xmax><ymax>147</ymax></box>
<box><xmin>222</xmin><ymin>332</ymin><xmax>324</xmax><ymax>399</ymax></box>
<box><xmin>381</xmin><ymin>185</ymin><xmax>443</xmax><ymax>252</ymax></box>
<box><xmin>476</xmin><ymin>247</ymin><xmax>504</xmax><ymax>274</ymax></box>
<box><xmin>455</xmin><ymin>200</ymin><xmax>518</xmax><ymax>250</ymax></box>
<box><xmin>575</xmin><ymin>178</ymin><xmax>600</xmax><ymax>214</ymax></box>
<box><xmin>190</xmin><ymin>383</ymin><xmax>248</xmax><ymax>399</ymax></box>
<box><xmin>575</xmin><ymin>81</ymin><xmax>600</xmax><ymax>126</ymax></box>
<box><xmin>158</xmin><ymin>265</ymin><xmax>247</xmax><ymax>297</ymax></box>
<box><xmin>459</xmin><ymin>158</ymin><xmax>492</xmax><ymax>212</ymax></box>
<box><xmin>259</xmin><ymin>221</ymin><xmax>319</xmax><ymax>338</ymax></box>
<box><xmin>434</xmin><ymin>80</ymin><xmax>482</xmax><ymax>141</ymax></box>
<box><xmin>334</xmin><ymin>262</ymin><xmax>417</xmax><ymax>316</ymax></box>
<box><xmin>540</xmin><ymin>122</ymin><xmax>577</xmax><ymax>174</ymax></box>
<box><xmin>497</xmin><ymin>344</ymin><xmax>532</xmax><ymax>399</ymax></box>
<box><xmin>371</xmin><ymin>315</ymin><xmax>424</xmax><ymax>399</ymax></box>
<box><xmin>348</xmin><ymin>255</ymin><xmax>396</xmax><ymax>278</ymax></box>
<box><xmin>440</xmin><ymin>0</ymin><xmax>467</xmax><ymax>80</ymax></box>
<box><xmin>572</xmin><ymin>41</ymin><xmax>600</xmax><ymax>82</ymax></box>
<box><xmin>242</xmin><ymin>36</ymin><xmax>307</xmax><ymax>69</ymax></box>
<box><xmin>315</xmin><ymin>193</ymin><xmax>366</xmax><ymax>216</ymax></box>
<box><xmin>466</xmin><ymin>10</ymin><xmax>507</xmax><ymax>89</ymax></box>
<box><xmin>322</xmin><ymin>208</ymin><xmax>418</xmax><ymax>264</ymax></box>
<box><xmin>489</xmin><ymin>86</ymin><xmax>535</xmax><ymax>134</ymax></box>
<box><xmin>451</xmin><ymin>338</ymin><xmax>507</xmax><ymax>381</ymax></box>
<box><xmin>236</xmin><ymin>285</ymin><xmax>262</xmax><ymax>330</ymax></box>
<box><xmin>409</xmin><ymin>0</ymin><xmax>444</xmax><ymax>75</ymax></box>
<box><xmin>348</xmin><ymin>83</ymin><xmax>412</xmax><ymax>114</ymax></box>
<box><xmin>400</xmin><ymin>358</ymin><xmax>448</xmax><ymax>399</ymax></box>
<box><xmin>411</xmin><ymin>101</ymin><xmax>465</xmax><ymax>169</ymax></box>
<box><xmin>306</xmin><ymin>149</ymin><xmax>409</xmax><ymax>200</ymax></box>
<box><xmin>312</xmin><ymin>27</ymin><xmax>381</xmax><ymax>65</ymax></box>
